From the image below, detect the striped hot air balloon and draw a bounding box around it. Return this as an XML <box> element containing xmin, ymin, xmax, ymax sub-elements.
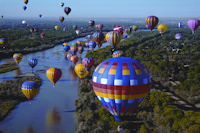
<box><xmin>82</xmin><ymin>57</ymin><xmax>95</xmax><ymax>71</ymax></box>
<box><xmin>106</xmin><ymin>31</ymin><xmax>121</xmax><ymax>49</ymax></box>
<box><xmin>46</xmin><ymin>68</ymin><xmax>62</xmax><ymax>87</ymax></box>
<box><xmin>92</xmin><ymin>57</ymin><xmax>151</xmax><ymax>122</ymax></box>
<box><xmin>145</xmin><ymin>16</ymin><xmax>159</xmax><ymax>31</ymax></box>
<box><xmin>112</xmin><ymin>50</ymin><xmax>126</xmax><ymax>58</ymax></box>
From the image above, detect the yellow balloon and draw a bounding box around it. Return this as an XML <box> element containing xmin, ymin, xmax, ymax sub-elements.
<box><xmin>46</xmin><ymin>68</ymin><xmax>62</xmax><ymax>87</ymax></box>
<box><xmin>13</xmin><ymin>53</ymin><xmax>23</xmax><ymax>64</ymax></box>
<box><xmin>157</xmin><ymin>24</ymin><xmax>167</xmax><ymax>35</ymax></box>
<box><xmin>55</xmin><ymin>26</ymin><xmax>59</xmax><ymax>30</ymax></box>
<box><xmin>63</xmin><ymin>42</ymin><xmax>68</xmax><ymax>46</ymax></box>
<box><xmin>74</xmin><ymin>64</ymin><xmax>88</xmax><ymax>79</ymax></box>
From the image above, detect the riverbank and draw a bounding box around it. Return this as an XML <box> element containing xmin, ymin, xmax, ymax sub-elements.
<box><xmin>0</xmin><ymin>32</ymin><xmax>93</xmax><ymax>60</ymax></box>
<box><xmin>0</xmin><ymin>74</ymin><xmax>41</xmax><ymax>121</ymax></box>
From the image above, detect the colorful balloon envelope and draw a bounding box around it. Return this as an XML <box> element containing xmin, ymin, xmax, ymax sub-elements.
<box><xmin>13</xmin><ymin>53</ymin><xmax>23</xmax><ymax>64</ymax></box>
<box><xmin>76</xmin><ymin>30</ymin><xmax>81</xmax><ymax>35</ymax></box>
<box><xmin>73</xmin><ymin>25</ymin><xmax>77</xmax><ymax>30</ymax></box>
<box><xmin>70</xmin><ymin>55</ymin><xmax>79</xmax><ymax>65</ymax></box>
<box><xmin>39</xmin><ymin>14</ymin><xmax>42</xmax><ymax>18</ymax></box>
<box><xmin>106</xmin><ymin>31</ymin><xmax>122</xmax><ymax>48</ymax></box>
<box><xmin>93</xmin><ymin>32</ymin><xmax>105</xmax><ymax>48</ymax></box>
<box><xmin>67</xmin><ymin>53</ymin><xmax>73</xmax><ymax>60</ymax></box>
<box><xmin>112</xmin><ymin>50</ymin><xmax>126</xmax><ymax>58</ymax></box>
<box><xmin>125</xmin><ymin>27</ymin><xmax>132</xmax><ymax>35</ymax></box>
<box><xmin>46</xmin><ymin>68</ymin><xmax>62</xmax><ymax>87</ymax></box>
<box><xmin>24</xmin><ymin>0</ymin><xmax>28</xmax><ymax>4</ymax></box>
<box><xmin>132</xmin><ymin>25</ymin><xmax>138</xmax><ymax>32</ymax></box>
<box><xmin>187</xmin><ymin>19</ymin><xmax>199</xmax><ymax>34</ymax></box>
<box><xmin>40</xmin><ymin>33</ymin><xmax>45</xmax><ymax>38</ymax></box>
<box><xmin>92</xmin><ymin>57</ymin><xmax>151</xmax><ymax>121</ymax></box>
<box><xmin>70</xmin><ymin>46</ymin><xmax>78</xmax><ymax>55</ymax></box>
<box><xmin>34</xmin><ymin>28</ymin><xmax>38</xmax><ymax>32</ymax></box>
<box><xmin>0</xmin><ymin>38</ymin><xmax>7</xmax><ymax>47</ymax></box>
<box><xmin>22</xmin><ymin>20</ymin><xmax>27</xmax><ymax>26</ymax></box>
<box><xmin>23</xmin><ymin>6</ymin><xmax>27</xmax><ymax>11</ymax></box>
<box><xmin>58</xmin><ymin>16</ymin><xmax>65</xmax><ymax>23</ymax></box>
<box><xmin>88</xmin><ymin>41</ymin><xmax>96</xmax><ymax>50</ymax></box>
<box><xmin>96</xmin><ymin>24</ymin><xmax>104</xmax><ymax>31</ymax></box>
<box><xmin>157</xmin><ymin>24</ymin><xmax>167</xmax><ymax>35</ymax></box>
<box><xmin>78</xmin><ymin>46</ymin><xmax>84</xmax><ymax>54</ymax></box>
<box><xmin>64</xmin><ymin>7</ymin><xmax>71</xmax><ymax>15</ymax></box>
<box><xmin>63</xmin><ymin>45</ymin><xmax>70</xmax><ymax>52</ymax></box>
<box><xmin>28</xmin><ymin>57</ymin><xmax>38</xmax><ymax>69</ymax></box>
<box><xmin>85</xmin><ymin>42</ymin><xmax>89</xmax><ymax>47</ymax></box>
<box><xmin>21</xmin><ymin>81</ymin><xmax>40</xmax><ymax>101</ymax></box>
<box><xmin>175</xmin><ymin>33</ymin><xmax>183</xmax><ymax>40</ymax></box>
<box><xmin>82</xmin><ymin>57</ymin><xmax>95</xmax><ymax>71</ymax></box>
<box><xmin>145</xmin><ymin>16</ymin><xmax>159</xmax><ymax>31</ymax></box>
<box><xmin>60</xmin><ymin>2</ymin><xmax>64</xmax><ymax>7</ymax></box>
<box><xmin>75</xmin><ymin>64</ymin><xmax>88</xmax><ymax>79</ymax></box>
<box><xmin>30</xmin><ymin>28</ymin><xmax>34</xmax><ymax>33</ymax></box>
<box><xmin>89</xmin><ymin>20</ymin><xmax>95</xmax><ymax>27</ymax></box>
<box><xmin>113</xmin><ymin>25</ymin><xmax>123</xmax><ymax>35</ymax></box>
<box><xmin>55</xmin><ymin>26</ymin><xmax>59</xmax><ymax>30</ymax></box>
<box><xmin>77</xmin><ymin>40</ymin><xmax>83</xmax><ymax>46</ymax></box>
<box><xmin>63</xmin><ymin>42</ymin><xmax>68</xmax><ymax>46</ymax></box>
<box><xmin>71</xmin><ymin>43</ymin><xmax>77</xmax><ymax>47</ymax></box>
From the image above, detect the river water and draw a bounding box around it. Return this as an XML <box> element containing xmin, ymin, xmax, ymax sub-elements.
<box><xmin>0</xmin><ymin>36</ymin><xmax>111</xmax><ymax>133</ymax></box>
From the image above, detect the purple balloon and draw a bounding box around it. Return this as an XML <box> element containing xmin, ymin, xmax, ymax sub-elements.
<box><xmin>187</xmin><ymin>19</ymin><xmax>199</xmax><ymax>34</ymax></box>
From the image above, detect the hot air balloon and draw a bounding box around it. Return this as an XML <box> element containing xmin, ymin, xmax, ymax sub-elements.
<box><xmin>13</xmin><ymin>53</ymin><xmax>23</xmax><ymax>64</ymax></box>
<box><xmin>132</xmin><ymin>25</ymin><xmax>138</xmax><ymax>32</ymax></box>
<box><xmin>73</xmin><ymin>25</ymin><xmax>77</xmax><ymax>30</ymax></box>
<box><xmin>85</xmin><ymin>42</ymin><xmax>89</xmax><ymax>47</ymax></box>
<box><xmin>30</xmin><ymin>28</ymin><xmax>34</xmax><ymax>33</ymax></box>
<box><xmin>74</xmin><ymin>64</ymin><xmax>88</xmax><ymax>79</ymax></box>
<box><xmin>70</xmin><ymin>55</ymin><xmax>79</xmax><ymax>65</ymax></box>
<box><xmin>60</xmin><ymin>2</ymin><xmax>64</xmax><ymax>7</ymax></box>
<box><xmin>89</xmin><ymin>20</ymin><xmax>95</xmax><ymax>27</ymax></box>
<box><xmin>23</xmin><ymin>6</ymin><xmax>27</xmax><ymax>11</ymax></box>
<box><xmin>125</xmin><ymin>27</ymin><xmax>132</xmax><ymax>35</ymax></box>
<box><xmin>187</xmin><ymin>19</ymin><xmax>199</xmax><ymax>34</ymax></box>
<box><xmin>123</xmin><ymin>35</ymin><xmax>128</xmax><ymax>39</ymax></box>
<box><xmin>145</xmin><ymin>16</ymin><xmax>159</xmax><ymax>31</ymax></box>
<box><xmin>71</xmin><ymin>43</ymin><xmax>77</xmax><ymax>47</ymax></box>
<box><xmin>78</xmin><ymin>46</ymin><xmax>84</xmax><ymax>54</ymax></box>
<box><xmin>82</xmin><ymin>57</ymin><xmax>94</xmax><ymax>71</ymax></box>
<box><xmin>92</xmin><ymin>57</ymin><xmax>151</xmax><ymax>122</ymax></box>
<box><xmin>40</xmin><ymin>33</ymin><xmax>46</xmax><ymax>38</ymax></box>
<box><xmin>77</xmin><ymin>40</ymin><xmax>83</xmax><ymax>46</ymax></box>
<box><xmin>28</xmin><ymin>58</ymin><xmax>38</xmax><ymax>72</ymax></box>
<box><xmin>0</xmin><ymin>38</ymin><xmax>7</xmax><ymax>48</ymax></box>
<box><xmin>63</xmin><ymin>45</ymin><xmax>70</xmax><ymax>52</ymax></box>
<box><xmin>55</xmin><ymin>26</ymin><xmax>59</xmax><ymax>30</ymax></box>
<box><xmin>88</xmin><ymin>41</ymin><xmax>96</xmax><ymax>51</ymax></box>
<box><xmin>106</xmin><ymin>31</ymin><xmax>122</xmax><ymax>49</ymax></box>
<box><xmin>58</xmin><ymin>16</ymin><xmax>65</xmax><ymax>23</ymax></box>
<box><xmin>112</xmin><ymin>50</ymin><xmax>126</xmax><ymax>57</ymax></box>
<box><xmin>39</xmin><ymin>14</ymin><xmax>42</xmax><ymax>18</ymax></box>
<box><xmin>34</xmin><ymin>28</ymin><xmax>38</xmax><ymax>32</ymax></box>
<box><xmin>21</xmin><ymin>81</ymin><xmax>40</xmax><ymax>102</ymax></box>
<box><xmin>1</xmin><ymin>16</ymin><xmax>3</xmax><ymax>18</ymax></box>
<box><xmin>175</xmin><ymin>33</ymin><xmax>183</xmax><ymax>40</ymax></box>
<box><xmin>67</xmin><ymin>53</ymin><xmax>73</xmax><ymax>60</ymax></box>
<box><xmin>70</xmin><ymin>46</ymin><xmax>78</xmax><ymax>55</ymax></box>
<box><xmin>76</xmin><ymin>30</ymin><xmax>81</xmax><ymax>35</ymax></box>
<box><xmin>93</xmin><ymin>32</ymin><xmax>105</xmax><ymax>48</ymax></box>
<box><xmin>22</xmin><ymin>20</ymin><xmax>27</xmax><ymax>26</ymax></box>
<box><xmin>46</xmin><ymin>68</ymin><xmax>62</xmax><ymax>87</ymax></box>
<box><xmin>64</xmin><ymin>7</ymin><xmax>71</xmax><ymax>15</ymax></box>
<box><xmin>63</xmin><ymin>42</ymin><xmax>68</xmax><ymax>46</ymax></box>
<box><xmin>86</xmin><ymin>34</ymin><xmax>92</xmax><ymax>39</ymax></box>
<box><xmin>96</xmin><ymin>24</ymin><xmax>104</xmax><ymax>31</ymax></box>
<box><xmin>113</xmin><ymin>25</ymin><xmax>123</xmax><ymax>35</ymax></box>
<box><xmin>24</xmin><ymin>0</ymin><xmax>28</xmax><ymax>4</ymax></box>
<box><xmin>157</xmin><ymin>24</ymin><xmax>167</xmax><ymax>35</ymax></box>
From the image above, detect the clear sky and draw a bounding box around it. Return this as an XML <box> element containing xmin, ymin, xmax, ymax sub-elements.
<box><xmin>0</xmin><ymin>0</ymin><xmax>200</xmax><ymax>19</ymax></box>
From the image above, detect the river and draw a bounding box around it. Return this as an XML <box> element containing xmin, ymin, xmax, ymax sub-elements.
<box><xmin>0</xmin><ymin>36</ymin><xmax>111</xmax><ymax>133</ymax></box>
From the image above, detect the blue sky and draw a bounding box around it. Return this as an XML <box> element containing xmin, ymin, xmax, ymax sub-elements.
<box><xmin>0</xmin><ymin>0</ymin><xmax>200</xmax><ymax>19</ymax></box>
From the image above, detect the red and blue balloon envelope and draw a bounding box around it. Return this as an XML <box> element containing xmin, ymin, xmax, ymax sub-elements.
<box><xmin>82</xmin><ymin>57</ymin><xmax>95</xmax><ymax>71</ymax></box>
<box><xmin>92</xmin><ymin>57</ymin><xmax>151</xmax><ymax>121</ymax></box>
<box><xmin>175</xmin><ymin>33</ymin><xmax>183</xmax><ymax>40</ymax></box>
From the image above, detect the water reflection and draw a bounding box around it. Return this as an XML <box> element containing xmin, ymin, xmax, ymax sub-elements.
<box><xmin>46</xmin><ymin>107</ymin><xmax>62</xmax><ymax>133</ymax></box>
<box><xmin>25</xmin><ymin>125</ymin><xmax>36</xmax><ymax>133</ymax></box>
<box><xmin>68</xmin><ymin>66</ymin><xmax>78</xmax><ymax>80</ymax></box>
